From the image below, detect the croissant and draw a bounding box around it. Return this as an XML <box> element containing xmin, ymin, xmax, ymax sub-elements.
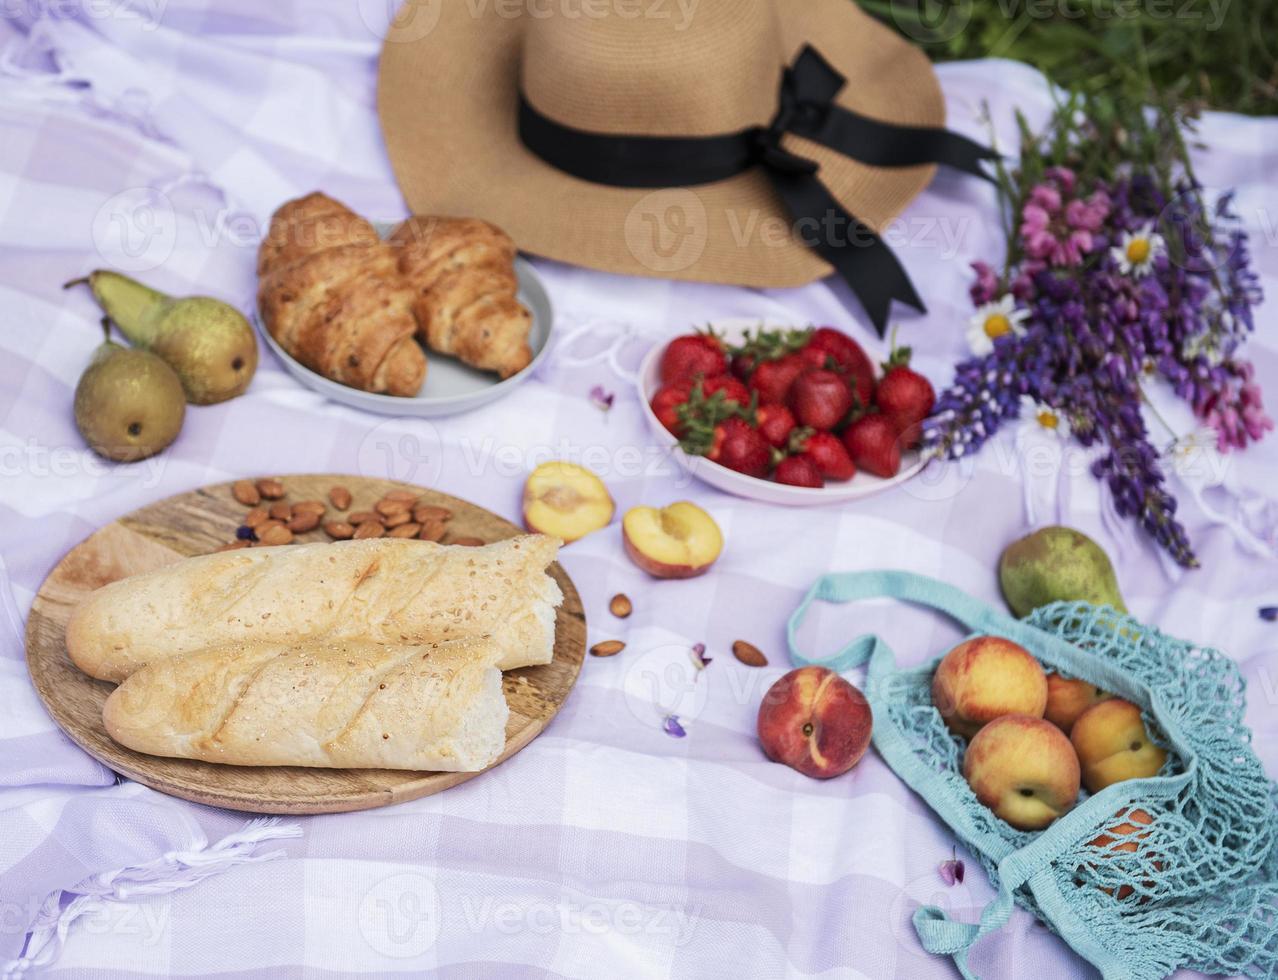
<box><xmin>389</xmin><ymin>216</ymin><xmax>534</xmax><ymax>379</ymax></box>
<box><xmin>257</xmin><ymin>193</ymin><xmax>426</xmax><ymax>396</ymax></box>
<box><xmin>65</xmin><ymin>535</ymin><xmax>564</xmax><ymax>681</ymax></box>
<box><xmin>103</xmin><ymin>638</ymin><xmax>509</xmax><ymax>771</ymax></box>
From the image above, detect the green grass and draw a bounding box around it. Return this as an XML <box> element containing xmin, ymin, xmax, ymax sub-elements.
<box><xmin>860</xmin><ymin>0</ymin><xmax>1278</xmax><ymax>114</ymax></box>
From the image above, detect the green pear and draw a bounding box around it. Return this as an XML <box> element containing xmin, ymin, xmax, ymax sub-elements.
<box><xmin>74</xmin><ymin>331</ymin><xmax>186</xmax><ymax>462</ymax></box>
<box><xmin>71</xmin><ymin>270</ymin><xmax>257</xmax><ymax>405</ymax></box>
<box><xmin>999</xmin><ymin>526</ymin><xmax>1127</xmax><ymax>618</ymax></box>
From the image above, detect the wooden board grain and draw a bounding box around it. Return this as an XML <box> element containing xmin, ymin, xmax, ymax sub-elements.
<box><xmin>25</xmin><ymin>475</ymin><xmax>585</xmax><ymax>815</ymax></box>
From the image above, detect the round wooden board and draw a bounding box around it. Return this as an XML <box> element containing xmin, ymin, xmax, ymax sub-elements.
<box><xmin>25</xmin><ymin>475</ymin><xmax>586</xmax><ymax>815</ymax></box>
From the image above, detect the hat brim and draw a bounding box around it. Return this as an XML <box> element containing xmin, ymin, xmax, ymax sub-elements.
<box><xmin>377</xmin><ymin>0</ymin><xmax>943</xmax><ymax>289</ymax></box>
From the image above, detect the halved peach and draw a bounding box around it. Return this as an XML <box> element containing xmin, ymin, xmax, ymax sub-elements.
<box><xmin>621</xmin><ymin>502</ymin><xmax>722</xmax><ymax>578</ymax></box>
<box><xmin>522</xmin><ymin>461</ymin><xmax>614</xmax><ymax>543</ymax></box>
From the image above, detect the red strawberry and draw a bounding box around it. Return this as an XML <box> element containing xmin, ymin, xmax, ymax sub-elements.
<box><xmin>788</xmin><ymin>368</ymin><xmax>853</xmax><ymax>431</ymax></box>
<box><xmin>755</xmin><ymin>404</ymin><xmax>797</xmax><ymax>448</ymax></box>
<box><xmin>705</xmin><ymin>417</ymin><xmax>771</xmax><ymax>478</ymax></box>
<box><xmin>700</xmin><ymin>374</ymin><xmax>750</xmax><ymax>409</ymax></box>
<box><xmin>650</xmin><ymin>380</ymin><xmax>693</xmax><ymax>435</ymax></box>
<box><xmin>659</xmin><ymin>332</ymin><xmax>726</xmax><ymax>385</ymax></box>
<box><xmin>875</xmin><ymin>346</ymin><xmax>935</xmax><ymax>448</ymax></box>
<box><xmin>842</xmin><ymin>414</ymin><xmax>901</xmax><ymax>478</ymax></box>
<box><xmin>749</xmin><ymin>353</ymin><xmax>807</xmax><ymax>405</ymax></box>
<box><xmin>793</xmin><ymin>429</ymin><xmax>856</xmax><ymax>481</ymax></box>
<box><xmin>775</xmin><ymin>455</ymin><xmax>823</xmax><ymax>488</ymax></box>
<box><xmin>806</xmin><ymin>327</ymin><xmax>876</xmax><ymax>405</ymax></box>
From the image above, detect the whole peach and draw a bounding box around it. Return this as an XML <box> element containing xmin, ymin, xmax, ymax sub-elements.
<box><xmin>963</xmin><ymin>714</ymin><xmax>1080</xmax><ymax>830</ymax></box>
<box><xmin>1087</xmin><ymin>808</ymin><xmax>1159</xmax><ymax>900</ymax></box>
<box><xmin>1071</xmin><ymin>698</ymin><xmax>1167</xmax><ymax>794</ymax></box>
<box><xmin>932</xmin><ymin>636</ymin><xmax>1048</xmax><ymax>739</ymax></box>
<box><xmin>1044</xmin><ymin>673</ymin><xmax>1112</xmax><ymax>734</ymax></box>
<box><xmin>758</xmin><ymin>667</ymin><xmax>873</xmax><ymax>779</ymax></box>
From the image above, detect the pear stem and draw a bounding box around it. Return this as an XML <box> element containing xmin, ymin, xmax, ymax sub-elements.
<box><xmin>63</xmin><ymin>276</ymin><xmax>90</xmax><ymax>291</ymax></box>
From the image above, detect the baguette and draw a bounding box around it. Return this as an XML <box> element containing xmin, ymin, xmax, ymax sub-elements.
<box><xmin>103</xmin><ymin>638</ymin><xmax>508</xmax><ymax>771</ymax></box>
<box><xmin>67</xmin><ymin>535</ymin><xmax>563</xmax><ymax>682</ymax></box>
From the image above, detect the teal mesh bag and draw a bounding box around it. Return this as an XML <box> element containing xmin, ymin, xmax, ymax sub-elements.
<box><xmin>786</xmin><ymin>570</ymin><xmax>1278</xmax><ymax>980</ymax></box>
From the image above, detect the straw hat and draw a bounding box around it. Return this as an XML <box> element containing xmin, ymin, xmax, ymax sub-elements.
<box><xmin>377</xmin><ymin>0</ymin><xmax>945</xmax><ymax>294</ymax></box>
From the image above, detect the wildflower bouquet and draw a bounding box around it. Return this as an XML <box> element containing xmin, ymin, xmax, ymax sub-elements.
<box><xmin>922</xmin><ymin>95</ymin><xmax>1271</xmax><ymax>567</ymax></box>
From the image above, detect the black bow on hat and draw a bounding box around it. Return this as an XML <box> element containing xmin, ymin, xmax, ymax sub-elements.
<box><xmin>519</xmin><ymin>45</ymin><xmax>997</xmax><ymax>335</ymax></box>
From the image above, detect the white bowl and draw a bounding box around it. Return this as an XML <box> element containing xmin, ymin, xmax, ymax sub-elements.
<box><xmin>637</xmin><ymin>318</ymin><xmax>926</xmax><ymax>506</ymax></box>
<box><xmin>256</xmin><ymin>257</ymin><xmax>553</xmax><ymax>417</ymax></box>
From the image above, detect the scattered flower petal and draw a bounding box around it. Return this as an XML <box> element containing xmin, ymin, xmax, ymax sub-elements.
<box><xmin>236</xmin><ymin>526</ymin><xmax>256</xmax><ymax>541</ymax></box>
<box><xmin>938</xmin><ymin>849</ymin><xmax>965</xmax><ymax>886</ymax></box>
<box><xmin>689</xmin><ymin>643</ymin><xmax>712</xmax><ymax>671</ymax></box>
<box><xmin>589</xmin><ymin>384</ymin><xmax>615</xmax><ymax>412</ymax></box>
<box><xmin>662</xmin><ymin>714</ymin><xmax>687</xmax><ymax>738</ymax></box>
<box><xmin>1260</xmin><ymin>606</ymin><xmax>1278</xmax><ymax>622</ymax></box>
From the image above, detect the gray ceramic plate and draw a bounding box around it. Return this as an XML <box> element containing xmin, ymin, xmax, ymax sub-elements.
<box><xmin>256</xmin><ymin>257</ymin><xmax>553</xmax><ymax>417</ymax></box>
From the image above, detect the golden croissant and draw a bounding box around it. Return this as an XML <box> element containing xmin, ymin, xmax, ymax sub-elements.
<box><xmin>390</xmin><ymin>216</ymin><xmax>534</xmax><ymax>379</ymax></box>
<box><xmin>257</xmin><ymin>193</ymin><xmax>427</xmax><ymax>396</ymax></box>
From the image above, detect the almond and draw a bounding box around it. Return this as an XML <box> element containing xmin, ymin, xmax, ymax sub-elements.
<box><xmin>258</xmin><ymin>524</ymin><xmax>294</xmax><ymax>546</ymax></box>
<box><xmin>348</xmin><ymin>511</ymin><xmax>382</xmax><ymax>525</ymax></box>
<box><xmin>292</xmin><ymin>500</ymin><xmax>327</xmax><ymax>517</ymax></box>
<box><xmin>418</xmin><ymin>519</ymin><xmax>447</xmax><ymax>542</ymax></box>
<box><xmin>383</xmin><ymin>489</ymin><xmax>419</xmax><ymax>504</ymax></box>
<box><xmin>268</xmin><ymin>501</ymin><xmax>292</xmax><ymax>522</ymax></box>
<box><xmin>243</xmin><ymin>507</ymin><xmax>268</xmax><ymax>528</ymax></box>
<box><xmin>413</xmin><ymin>504</ymin><xmax>453</xmax><ymax>524</ymax></box>
<box><xmin>732</xmin><ymin>640</ymin><xmax>768</xmax><ymax>667</ymax></box>
<box><xmin>353</xmin><ymin>521</ymin><xmax>385</xmax><ymax>539</ymax></box>
<box><xmin>232</xmin><ymin>480</ymin><xmax>260</xmax><ymax>506</ymax></box>
<box><xmin>609</xmin><ymin>594</ymin><xmax>633</xmax><ymax>618</ymax></box>
<box><xmin>389</xmin><ymin>522</ymin><xmax>422</xmax><ymax>538</ymax></box>
<box><xmin>451</xmin><ymin>536</ymin><xmax>484</xmax><ymax>547</ymax></box>
<box><xmin>328</xmin><ymin>485</ymin><xmax>352</xmax><ymax>510</ymax></box>
<box><xmin>384</xmin><ymin>510</ymin><xmax>412</xmax><ymax>529</ymax></box>
<box><xmin>590</xmin><ymin>640</ymin><xmax>625</xmax><ymax>658</ymax></box>
<box><xmin>256</xmin><ymin>478</ymin><xmax>285</xmax><ymax>499</ymax></box>
<box><xmin>216</xmin><ymin>540</ymin><xmax>249</xmax><ymax>552</ymax></box>
<box><xmin>255</xmin><ymin>519</ymin><xmax>284</xmax><ymax>535</ymax></box>
<box><xmin>324</xmin><ymin>521</ymin><xmax>355</xmax><ymax>540</ymax></box>
<box><xmin>287</xmin><ymin>511</ymin><xmax>321</xmax><ymax>533</ymax></box>
<box><xmin>376</xmin><ymin>498</ymin><xmax>410</xmax><ymax>517</ymax></box>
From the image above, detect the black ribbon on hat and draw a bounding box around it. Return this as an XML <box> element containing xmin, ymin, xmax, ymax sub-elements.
<box><xmin>518</xmin><ymin>45</ymin><xmax>997</xmax><ymax>335</ymax></box>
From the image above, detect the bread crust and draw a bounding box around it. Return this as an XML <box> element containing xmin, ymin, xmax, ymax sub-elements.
<box><xmin>66</xmin><ymin>535</ymin><xmax>563</xmax><ymax>682</ymax></box>
<box><xmin>103</xmin><ymin>638</ymin><xmax>509</xmax><ymax>771</ymax></box>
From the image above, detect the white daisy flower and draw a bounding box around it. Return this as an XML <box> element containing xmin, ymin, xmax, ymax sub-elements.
<box><xmin>1111</xmin><ymin>223</ymin><xmax>1165</xmax><ymax>278</ymax></box>
<box><xmin>1019</xmin><ymin>395</ymin><xmax>1070</xmax><ymax>438</ymax></box>
<box><xmin>967</xmin><ymin>295</ymin><xmax>1029</xmax><ymax>355</ymax></box>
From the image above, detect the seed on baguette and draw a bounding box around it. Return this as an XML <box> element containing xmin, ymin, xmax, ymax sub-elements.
<box><xmin>418</xmin><ymin>520</ymin><xmax>447</xmax><ymax>542</ymax></box>
<box><xmin>258</xmin><ymin>524</ymin><xmax>294</xmax><ymax>546</ymax></box>
<box><xmin>323</xmin><ymin>521</ymin><xmax>355</xmax><ymax>540</ymax></box>
<box><xmin>413</xmin><ymin>504</ymin><xmax>453</xmax><ymax>524</ymax></box>
<box><xmin>353</xmin><ymin>521</ymin><xmax>385</xmax><ymax>539</ymax></box>
<box><xmin>590</xmin><ymin>640</ymin><xmax>625</xmax><ymax>657</ymax></box>
<box><xmin>328</xmin><ymin>485</ymin><xmax>352</xmax><ymax>510</ymax></box>
<box><xmin>243</xmin><ymin>507</ymin><xmax>269</xmax><ymax>528</ymax></box>
<box><xmin>389</xmin><ymin>522</ymin><xmax>422</xmax><ymax>538</ymax></box>
<box><xmin>232</xmin><ymin>480</ymin><xmax>260</xmax><ymax>506</ymax></box>
<box><xmin>384</xmin><ymin>510</ymin><xmax>412</xmax><ymax>529</ymax></box>
<box><xmin>268</xmin><ymin>501</ymin><xmax>292</xmax><ymax>522</ymax></box>
<box><xmin>256</xmin><ymin>478</ymin><xmax>285</xmax><ymax>499</ymax></box>
<box><xmin>287</xmin><ymin>511</ymin><xmax>321</xmax><ymax>533</ymax></box>
<box><xmin>348</xmin><ymin>511</ymin><xmax>383</xmax><ymax>525</ymax></box>
<box><xmin>451</xmin><ymin>536</ymin><xmax>485</xmax><ymax>547</ymax></box>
